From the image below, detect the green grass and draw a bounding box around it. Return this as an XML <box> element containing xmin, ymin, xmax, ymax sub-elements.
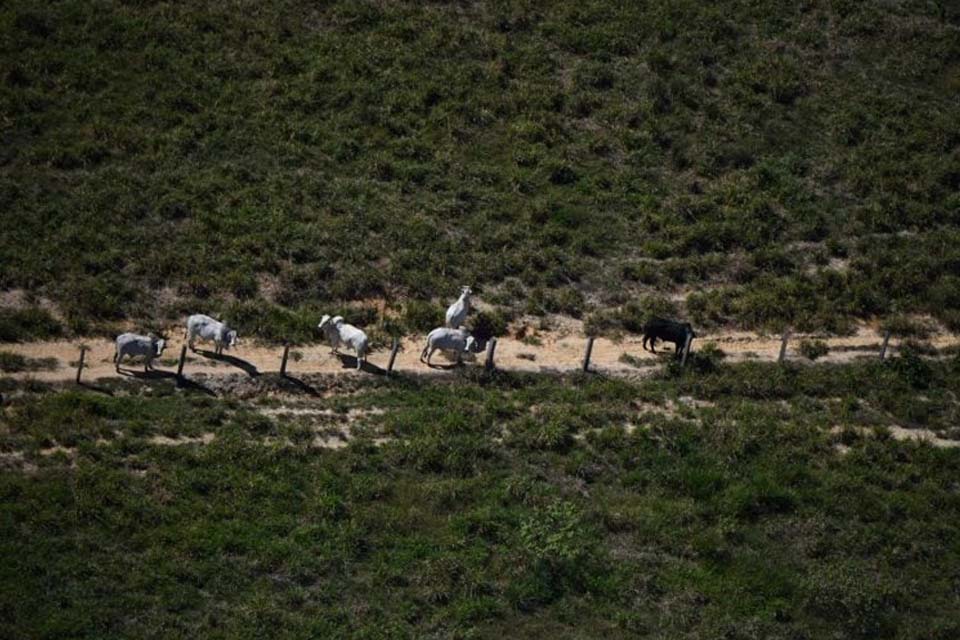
<box><xmin>1</xmin><ymin>1</ymin><xmax>959</xmax><ymax>336</ymax></box>
<box><xmin>0</xmin><ymin>351</ymin><xmax>58</xmax><ymax>373</ymax></box>
<box><xmin>2</xmin><ymin>354</ymin><xmax>960</xmax><ymax>637</ymax></box>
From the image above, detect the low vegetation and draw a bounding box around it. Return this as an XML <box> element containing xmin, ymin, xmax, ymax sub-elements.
<box><xmin>1</xmin><ymin>1</ymin><xmax>959</xmax><ymax>337</ymax></box>
<box><xmin>0</xmin><ymin>351</ymin><xmax>58</xmax><ymax>373</ymax></box>
<box><xmin>2</xmin><ymin>353</ymin><xmax>960</xmax><ymax>637</ymax></box>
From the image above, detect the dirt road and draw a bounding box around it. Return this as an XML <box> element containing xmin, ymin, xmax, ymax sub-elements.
<box><xmin>1</xmin><ymin>323</ymin><xmax>956</xmax><ymax>384</ymax></box>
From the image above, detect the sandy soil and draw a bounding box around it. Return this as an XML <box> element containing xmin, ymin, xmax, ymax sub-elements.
<box><xmin>0</xmin><ymin>323</ymin><xmax>956</xmax><ymax>384</ymax></box>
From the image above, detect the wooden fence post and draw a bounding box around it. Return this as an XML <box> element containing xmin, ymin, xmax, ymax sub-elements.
<box><xmin>778</xmin><ymin>330</ymin><xmax>790</xmax><ymax>364</ymax></box>
<box><xmin>681</xmin><ymin>332</ymin><xmax>693</xmax><ymax>367</ymax></box>
<box><xmin>280</xmin><ymin>344</ymin><xmax>290</xmax><ymax>376</ymax></box>
<box><xmin>386</xmin><ymin>338</ymin><xmax>400</xmax><ymax>376</ymax></box>
<box><xmin>879</xmin><ymin>330</ymin><xmax>891</xmax><ymax>360</ymax></box>
<box><xmin>582</xmin><ymin>337</ymin><xmax>595</xmax><ymax>372</ymax></box>
<box><xmin>75</xmin><ymin>346</ymin><xmax>87</xmax><ymax>384</ymax></box>
<box><xmin>176</xmin><ymin>344</ymin><xmax>187</xmax><ymax>379</ymax></box>
<box><xmin>484</xmin><ymin>338</ymin><xmax>498</xmax><ymax>372</ymax></box>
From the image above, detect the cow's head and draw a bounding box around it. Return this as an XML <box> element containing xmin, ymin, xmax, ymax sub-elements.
<box><xmin>461</xmin><ymin>286</ymin><xmax>473</xmax><ymax>297</ymax></box>
<box><xmin>684</xmin><ymin>323</ymin><xmax>696</xmax><ymax>339</ymax></box>
<box><xmin>155</xmin><ymin>338</ymin><xmax>166</xmax><ymax>356</ymax></box>
<box><xmin>226</xmin><ymin>330</ymin><xmax>238</xmax><ymax>348</ymax></box>
<box><xmin>465</xmin><ymin>336</ymin><xmax>477</xmax><ymax>353</ymax></box>
<box><xmin>318</xmin><ymin>315</ymin><xmax>332</xmax><ymax>332</ymax></box>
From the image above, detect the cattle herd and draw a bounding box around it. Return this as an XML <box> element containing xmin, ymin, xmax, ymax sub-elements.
<box><xmin>113</xmin><ymin>287</ymin><xmax>696</xmax><ymax>373</ymax></box>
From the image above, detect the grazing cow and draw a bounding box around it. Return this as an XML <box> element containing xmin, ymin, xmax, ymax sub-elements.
<box><xmin>114</xmin><ymin>333</ymin><xmax>166</xmax><ymax>372</ymax></box>
<box><xmin>445</xmin><ymin>286</ymin><xmax>473</xmax><ymax>329</ymax></box>
<box><xmin>420</xmin><ymin>327</ymin><xmax>480</xmax><ymax>366</ymax></box>
<box><xmin>642</xmin><ymin>318</ymin><xmax>695</xmax><ymax>360</ymax></box>
<box><xmin>185</xmin><ymin>314</ymin><xmax>237</xmax><ymax>354</ymax></box>
<box><xmin>318</xmin><ymin>315</ymin><xmax>369</xmax><ymax>370</ymax></box>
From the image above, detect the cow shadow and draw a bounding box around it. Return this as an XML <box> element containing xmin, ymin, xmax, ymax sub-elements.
<box><xmin>116</xmin><ymin>367</ymin><xmax>175</xmax><ymax>380</ymax></box>
<box><xmin>422</xmin><ymin>359</ymin><xmax>466</xmax><ymax>370</ymax></box>
<box><xmin>116</xmin><ymin>367</ymin><xmax>216</xmax><ymax>396</ymax></box>
<box><xmin>334</xmin><ymin>354</ymin><xmax>386</xmax><ymax>376</ymax></box>
<box><xmin>196</xmin><ymin>350</ymin><xmax>260</xmax><ymax>377</ymax></box>
<box><xmin>420</xmin><ymin>359</ymin><xmax>475</xmax><ymax>371</ymax></box>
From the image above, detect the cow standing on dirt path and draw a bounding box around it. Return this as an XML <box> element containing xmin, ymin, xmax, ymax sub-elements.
<box><xmin>642</xmin><ymin>318</ymin><xmax>695</xmax><ymax>360</ymax></box>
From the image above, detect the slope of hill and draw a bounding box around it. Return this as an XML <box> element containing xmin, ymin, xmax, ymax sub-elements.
<box><xmin>1</xmin><ymin>0</ymin><xmax>959</xmax><ymax>338</ymax></box>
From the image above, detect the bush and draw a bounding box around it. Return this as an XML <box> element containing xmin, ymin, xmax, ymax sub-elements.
<box><xmin>888</xmin><ymin>348</ymin><xmax>935</xmax><ymax>390</ymax></box>
<box><xmin>0</xmin><ymin>352</ymin><xmax>27</xmax><ymax>372</ymax></box>
<box><xmin>402</xmin><ymin>300</ymin><xmax>444</xmax><ymax>333</ymax></box>
<box><xmin>620</xmin><ymin>296</ymin><xmax>677</xmax><ymax>333</ymax></box>
<box><xmin>799</xmin><ymin>339</ymin><xmax>829</xmax><ymax>361</ymax></box>
<box><xmin>469</xmin><ymin>309</ymin><xmax>509</xmax><ymax>342</ymax></box>
<box><xmin>583</xmin><ymin>309</ymin><xmax>621</xmax><ymax>337</ymax></box>
<box><xmin>880</xmin><ymin>315</ymin><xmax>934</xmax><ymax>340</ymax></box>
<box><xmin>0</xmin><ymin>307</ymin><xmax>64</xmax><ymax>342</ymax></box>
<box><xmin>223</xmin><ymin>302</ymin><xmax>318</xmax><ymax>345</ymax></box>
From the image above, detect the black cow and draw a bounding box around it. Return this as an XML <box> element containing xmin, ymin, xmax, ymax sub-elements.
<box><xmin>642</xmin><ymin>318</ymin><xmax>695</xmax><ymax>360</ymax></box>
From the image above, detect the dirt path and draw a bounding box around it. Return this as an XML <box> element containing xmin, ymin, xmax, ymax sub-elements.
<box><xmin>1</xmin><ymin>323</ymin><xmax>956</xmax><ymax>384</ymax></box>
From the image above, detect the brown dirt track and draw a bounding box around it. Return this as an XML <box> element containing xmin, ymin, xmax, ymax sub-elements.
<box><xmin>1</xmin><ymin>322</ymin><xmax>956</xmax><ymax>384</ymax></box>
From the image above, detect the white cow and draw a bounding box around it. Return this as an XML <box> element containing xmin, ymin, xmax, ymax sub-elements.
<box><xmin>318</xmin><ymin>315</ymin><xmax>369</xmax><ymax>370</ymax></box>
<box><xmin>114</xmin><ymin>333</ymin><xmax>166</xmax><ymax>372</ymax></box>
<box><xmin>420</xmin><ymin>327</ymin><xmax>479</xmax><ymax>366</ymax></box>
<box><xmin>445</xmin><ymin>286</ymin><xmax>473</xmax><ymax>329</ymax></box>
<box><xmin>185</xmin><ymin>314</ymin><xmax>237</xmax><ymax>354</ymax></box>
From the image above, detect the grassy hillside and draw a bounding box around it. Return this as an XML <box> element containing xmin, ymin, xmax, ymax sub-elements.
<box><xmin>1</xmin><ymin>1</ymin><xmax>959</xmax><ymax>338</ymax></box>
<box><xmin>3</xmin><ymin>355</ymin><xmax>960</xmax><ymax>637</ymax></box>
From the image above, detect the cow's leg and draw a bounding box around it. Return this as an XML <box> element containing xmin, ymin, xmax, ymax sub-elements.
<box><xmin>426</xmin><ymin>348</ymin><xmax>434</xmax><ymax>366</ymax></box>
<box><xmin>649</xmin><ymin>337</ymin><xmax>657</xmax><ymax>354</ymax></box>
<box><xmin>116</xmin><ymin>353</ymin><xmax>122</xmax><ymax>373</ymax></box>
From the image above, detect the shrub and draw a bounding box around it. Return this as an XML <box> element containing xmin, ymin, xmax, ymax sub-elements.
<box><xmin>889</xmin><ymin>348</ymin><xmax>935</xmax><ymax>390</ymax></box>
<box><xmin>223</xmin><ymin>302</ymin><xmax>318</xmax><ymax>344</ymax></box>
<box><xmin>620</xmin><ymin>296</ymin><xmax>677</xmax><ymax>333</ymax></box>
<box><xmin>583</xmin><ymin>309</ymin><xmax>621</xmax><ymax>337</ymax></box>
<box><xmin>402</xmin><ymin>300</ymin><xmax>444</xmax><ymax>333</ymax></box>
<box><xmin>799</xmin><ymin>339</ymin><xmax>829</xmax><ymax>361</ymax></box>
<box><xmin>0</xmin><ymin>352</ymin><xmax>27</xmax><ymax>372</ymax></box>
<box><xmin>0</xmin><ymin>307</ymin><xmax>63</xmax><ymax>342</ymax></box>
<box><xmin>880</xmin><ymin>315</ymin><xmax>934</xmax><ymax>339</ymax></box>
<box><xmin>469</xmin><ymin>309</ymin><xmax>509</xmax><ymax>342</ymax></box>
